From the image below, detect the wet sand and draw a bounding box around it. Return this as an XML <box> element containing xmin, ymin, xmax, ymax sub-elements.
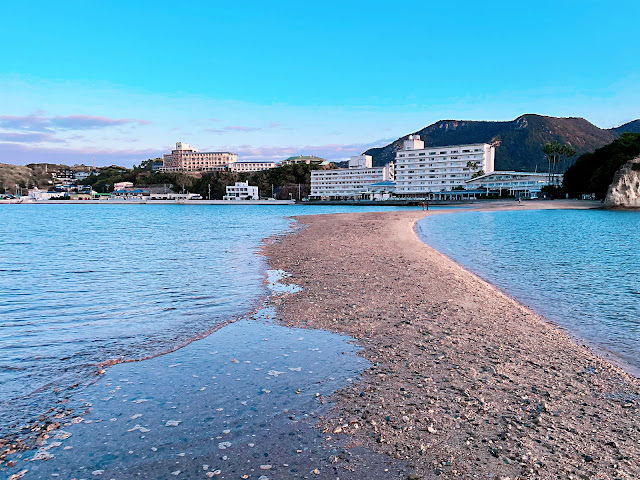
<box><xmin>264</xmin><ymin>201</ymin><xmax>640</xmax><ymax>479</ymax></box>
<box><xmin>3</xmin><ymin>286</ymin><xmax>409</xmax><ymax>479</ymax></box>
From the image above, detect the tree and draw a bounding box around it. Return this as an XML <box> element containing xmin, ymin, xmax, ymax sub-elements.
<box><xmin>466</xmin><ymin>160</ymin><xmax>479</xmax><ymax>170</ymax></box>
<box><xmin>543</xmin><ymin>141</ymin><xmax>576</xmax><ymax>185</ymax></box>
<box><xmin>563</xmin><ymin>133</ymin><xmax>640</xmax><ymax>198</ymax></box>
<box><xmin>466</xmin><ymin>161</ymin><xmax>484</xmax><ymax>179</ymax></box>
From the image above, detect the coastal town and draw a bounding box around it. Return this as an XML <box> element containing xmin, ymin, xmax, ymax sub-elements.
<box><xmin>1</xmin><ymin>137</ymin><xmax>566</xmax><ymax>204</ymax></box>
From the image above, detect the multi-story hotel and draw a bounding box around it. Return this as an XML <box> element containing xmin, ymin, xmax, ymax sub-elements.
<box><xmin>394</xmin><ymin>135</ymin><xmax>495</xmax><ymax>197</ymax></box>
<box><xmin>227</xmin><ymin>161</ymin><xmax>278</xmax><ymax>173</ymax></box>
<box><xmin>310</xmin><ymin>155</ymin><xmax>394</xmax><ymax>200</ymax></box>
<box><xmin>161</xmin><ymin>142</ymin><xmax>238</xmax><ymax>172</ymax></box>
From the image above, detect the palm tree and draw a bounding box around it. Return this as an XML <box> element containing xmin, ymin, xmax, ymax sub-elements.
<box><xmin>543</xmin><ymin>141</ymin><xmax>575</xmax><ymax>186</ymax></box>
<box><xmin>543</xmin><ymin>142</ymin><xmax>558</xmax><ymax>185</ymax></box>
<box><xmin>559</xmin><ymin>144</ymin><xmax>576</xmax><ymax>183</ymax></box>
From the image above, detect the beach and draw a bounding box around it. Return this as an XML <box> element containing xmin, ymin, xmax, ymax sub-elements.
<box><xmin>265</xmin><ymin>202</ymin><xmax>640</xmax><ymax>479</ymax></box>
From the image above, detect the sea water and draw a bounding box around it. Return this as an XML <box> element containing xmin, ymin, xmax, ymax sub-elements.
<box><xmin>0</xmin><ymin>203</ymin><xmax>411</xmax><ymax>436</ymax></box>
<box><xmin>417</xmin><ymin>208</ymin><xmax>640</xmax><ymax>375</ymax></box>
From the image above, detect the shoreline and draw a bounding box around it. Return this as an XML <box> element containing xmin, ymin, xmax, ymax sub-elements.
<box><xmin>264</xmin><ymin>202</ymin><xmax>640</xmax><ymax>479</ymax></box>
<box><xmin>412</xmin><ymin>204</ymin><xmax>640</xmax><ymax>379</ymax></box>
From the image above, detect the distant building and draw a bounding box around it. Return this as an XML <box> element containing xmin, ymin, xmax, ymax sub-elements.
<box><xmin>227</xmin><ymin>161</ymin><xmax>278</xmax><ymax>173</ymax></box>
<box><xmin>309</xmin><ymin>155</ymin><xmax>394</xmax><ymax>200</ymax></box>
<box><xmin>151</xmin><ymin>161</ymin><xmax>163</xmax><ymax>172</ymax></box>
<box><xmin>282</xmin><ymin>155</ymin><xmax>326</xmax><ymax>166</ymax></box>
<box><xmin>74</xmin><ymin>171</ymin><xmax>91</xmax><ymax>181</ymax></box>
<box><xmin>114</xmin><ymin>181</ymin><xmax>134</xmax><ymax>190</ymax></box>
<box><xmin>161</xmin><ymin>142</ymin><xmax>238</xmax><ymax>172</ymax></box>
<box><xmin>224</xmin><ymin>181</ymin><xmax>259</xmax><ymax>200</ymax></box>
<box><xmin>465</xmin><ymin>171</ymin><xmax>563</xmax><ymax>198</ymax></box>
<box><xmin>28</xmin><ymin>188</ymin><xmax>57</xmax><ymax>201</ymax></box>
<box><xmin>111</xmin><ymin>188</ymin><xmax>149</xmax><ymax>199</ymax></box>
<box><xmin>52</xmin><ymin>169</ymin><xmax>75</xmax><ymax>184</ymax></box>
<box><xmin>394</xmin><ymin>136</ymin><xmax>495</xmax><ymax>197</ymax></box>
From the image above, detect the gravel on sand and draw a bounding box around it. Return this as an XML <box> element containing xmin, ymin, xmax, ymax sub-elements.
<box><xmin>264</xmin><ymin>207</ymin><xmax>640</xmax><ymax>480</ymax></box>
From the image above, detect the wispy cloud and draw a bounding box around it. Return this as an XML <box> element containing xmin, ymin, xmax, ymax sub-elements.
<box><xmin>0</xmin><ymin>143</ymin><xmax>163</xmax><ymax>166</ymax></box>
<box><xmin>0</xmin><ymin>132</ymin><xmax>66</xmax><ymax>143</ymax></box>
<box><xmin>228</xmin><ymin>138</ymin><xmax>395</xmax><ymax>162</ymax></box>
<box><xmin>205</xmin><ymin>123</ymin><xmax>283</xmax><ymax>134</ymax></box>
<box><xmin>0</xmin><ymin>114</ymin><xmax>150</xmax><ymax>133</ymax></box>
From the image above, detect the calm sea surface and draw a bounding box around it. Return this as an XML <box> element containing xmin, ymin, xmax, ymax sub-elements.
<box><xmin>0</xmin><ymin>204</ymin><xmax>411</xmax><ymax>435</ymax></box>
<box><xmin>417</xmin><ymin>208</ymin><xmax>640</xmax><ymax>374</ymax></box>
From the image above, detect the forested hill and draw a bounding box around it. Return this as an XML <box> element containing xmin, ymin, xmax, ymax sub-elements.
<box><xmin>364</xmin><ymin>114</ymin><xmax>640</xmax><ymax>172</ymax></box>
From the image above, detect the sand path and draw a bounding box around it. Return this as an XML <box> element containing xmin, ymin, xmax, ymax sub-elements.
<box><xmin>264</xmin><ymin>201</ymin><xmax>640</xmax><ymax>480</ymax></box>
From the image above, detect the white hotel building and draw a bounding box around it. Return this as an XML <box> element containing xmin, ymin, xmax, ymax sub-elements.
<box><xmin>161</xmin><ymin>142</ymin><xmax>238</xmax><ymax>172</ymax></box>
<box><xmin>310</xmin><ymin>155</ymin><xmax>394</xmax><ymax>200</ymax></box>
<box><xmin>394</xmin><ymin>135</ymin><xmax>495</xmax><ymax>197</ymax></box>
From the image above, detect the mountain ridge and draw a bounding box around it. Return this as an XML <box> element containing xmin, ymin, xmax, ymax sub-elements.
<box><xmin>364</xmin><ymin>114</ymin><xmax>640</xmax><ymax>172</ymax></box>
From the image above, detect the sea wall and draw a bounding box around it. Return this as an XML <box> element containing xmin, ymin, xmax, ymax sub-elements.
<box><xmin>604</xmin><ymin>156</ymin><xmax>640</xmax><ymax>207</ymax></box>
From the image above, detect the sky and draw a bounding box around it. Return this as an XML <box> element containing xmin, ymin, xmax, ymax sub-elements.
<box><xmin>0</xmin><ymin>0</ymin><xmax>638</xmax><ymax>167</ymax></box>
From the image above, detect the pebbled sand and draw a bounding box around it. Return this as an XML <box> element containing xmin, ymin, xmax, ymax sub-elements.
<box><xmin>264</xmin><ymin>202</ymin><xmax>640</xmax><ymax>480</ymax></box>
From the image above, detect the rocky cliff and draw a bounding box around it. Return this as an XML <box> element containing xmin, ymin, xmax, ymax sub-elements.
<box><xmin>604</xmin><ymin>156</ymin><xmax>640</xmax><ymax>207</ymax></box>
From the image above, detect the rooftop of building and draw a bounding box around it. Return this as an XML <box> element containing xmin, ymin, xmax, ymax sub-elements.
<box><xmin>401</xmin><ymin>142</ymin><xmax>493</xmax><ymax>149</ymax></box>
<box><xmin>234</xmin><ymin>160</ymin><xmax>279</xmax><ymax>164</ymax></box>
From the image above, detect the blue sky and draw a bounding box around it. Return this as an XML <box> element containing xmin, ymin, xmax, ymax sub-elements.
<box><xmin>1</xmin><ymin>0</ymin><xmax>638</xmax><ymax>166</ymax></box>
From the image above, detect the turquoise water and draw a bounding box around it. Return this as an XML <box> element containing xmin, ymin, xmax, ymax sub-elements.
<box><xmin>417</xmin><ymin>208</ymin><xmax>640</xmax><ymax>374</ymax></box>
<box><xmin>0</xmin><ymin>204</ymin><xmax>414</xmax><ymax>435</ymax></box>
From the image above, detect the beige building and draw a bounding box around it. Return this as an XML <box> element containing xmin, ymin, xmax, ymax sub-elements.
<box><xmin>161</xmin><ymin>142</ymin><xmax>238</xmax><ymax>172</ymax></box>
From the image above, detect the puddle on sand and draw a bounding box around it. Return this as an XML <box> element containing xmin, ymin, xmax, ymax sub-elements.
<box><xmin>266</xmin><ymin>269</ymin><xmax>302</xmax><ymax>294</ymax></box>
<box><xmin>4</xmin><ymin>306</ymin><xmax>408</xmax><ymax>479</ymax></box>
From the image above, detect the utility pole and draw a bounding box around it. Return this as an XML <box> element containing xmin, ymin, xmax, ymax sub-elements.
<box><xmin>208</xmin><ymin>183</ymin><xmax>211</xmax><ymax>200</ymax></box>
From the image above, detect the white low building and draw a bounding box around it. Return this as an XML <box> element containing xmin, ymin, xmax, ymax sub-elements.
<box><xmin>465</xmin><ymin>171</ymin><xmax>563</xmax><ymax>197</ymax></box>
<box><xmin>224</xmin><ymin>181</ymin><xmax>259</xmax><ymax>200</ymax></box>
<box><xmin>27</xmin><ymin>188</ymin><xmax>56</xmax><ymax>201</ymax></box>
<box><xmin>227</xmin><ymin>161</ymin><xmax>278</xmax><ymax>173</ymax></box>
<box><xmin>310</xmin><ymin>155</ymin><xmax>394</xmax><ymax>200</ymax></box>
<box><xmin>394</xmin><ymin>135</ymin><xmax>495</xmax><ymax>197</ymax></box>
